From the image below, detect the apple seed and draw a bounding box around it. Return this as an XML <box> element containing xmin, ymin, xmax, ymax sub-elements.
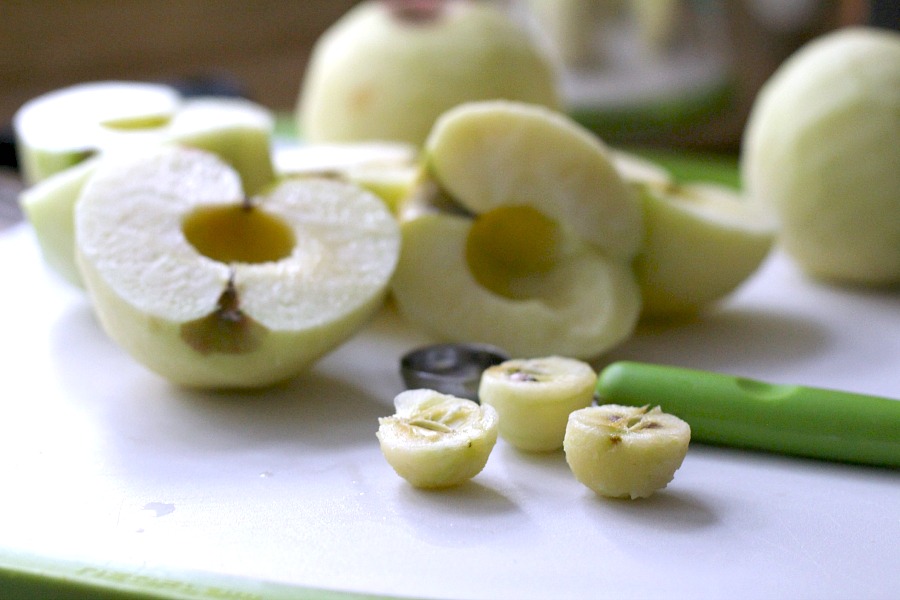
<box><xmin>180</xmin><ymin>274</ymin><xmax>267</xmax><ymax>355</ymax></box>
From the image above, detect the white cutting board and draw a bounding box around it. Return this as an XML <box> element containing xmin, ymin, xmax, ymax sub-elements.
<box><xmin>1</xmin><ymin>222</ymin><xmax>898</xmax><ymax>600</ymax></box>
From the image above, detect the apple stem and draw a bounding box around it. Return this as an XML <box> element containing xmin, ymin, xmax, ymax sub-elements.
<box><xmin>381</xmin><ymin>0</ymin><xmax>452</xmax><ymax>24</ymax></box>
<box><xmin>219</xmin><ymin>271</ymin><xmax>243</xmax><ymax>323</ymax></box>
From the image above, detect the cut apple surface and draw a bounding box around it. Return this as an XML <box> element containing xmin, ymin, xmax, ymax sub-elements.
<box><xmin>633</xmin><ymin>181</ymin><xmax>776</xmax><ymax>318</ymax></box>
<box><xmin>13</xmin><ymin>81</ymin><xmax>181</xmax><ymax>185</ymax></box>
<box><xmin>297</xmin><ymin>0</ymin><xmax>560</xmax><ymax>147</ymax></box>
<box><xmin>392</xmin><ymin>101</ymin><xmax>643</xmax><ymax>359</ymax></box>
<box><xmin>18</xmin><ymin>91</ymin><xmax>276</xmax><ymax>287</ymax></box>
<box><xmin>74</xmin><ymin>146</ymin><xmax>400</xmax><ymax>389</ymax></box>
<box><xmin>425</xmin><ymin>101</ymin><xmax>643</xmax><ymax>261</ymax></box>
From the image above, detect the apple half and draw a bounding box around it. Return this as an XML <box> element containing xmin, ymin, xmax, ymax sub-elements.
<box><xmin>391</xmin><ymin>101</ymin><xmax>643</xmax><ymax>359</ymax></box>
<box><xmin>74</xmin><ymin>146</ymin><xmax>400</xmax><ymax>389</ymax></box>
<box><xmin>632</xmin><ymin>181</ymin><xmax>776</xmax><ymax>319</ymax></box>
<box><xmin>13</xmin><ymin>81</ymin><xmax>181</xmax><ymax>185</ymax></box>
<box><xmin>297</xmin><ymin>0</ymin><xmax>560</xmax><ymax>147</ymax></box>
<box><xmin>18</xmin><ymin>92</ymin><xmax>276</xmax><ymax>287</ymax></box>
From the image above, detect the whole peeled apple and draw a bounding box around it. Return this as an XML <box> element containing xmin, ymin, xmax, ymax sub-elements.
<box><xmin>741</xmin><ymin>27</ymin><xmax>900</xmax><ymax>286</ymax></box>
<box><xmin>297</xmin><ymin>0</ymin><xmax>560</xmax><ymax>147</ymax></box>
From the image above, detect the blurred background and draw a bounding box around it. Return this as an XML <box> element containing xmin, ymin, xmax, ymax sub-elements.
<box><xmin>0</xmin><ymin>0</ymin><xmax>896</xmax><ymax>168</ymax></box>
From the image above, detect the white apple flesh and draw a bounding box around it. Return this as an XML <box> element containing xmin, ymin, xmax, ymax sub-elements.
<box><xmin>74</xmin><ymin>146</ymin><xmax>400</xmax><ymax>389</ymax></box>
<box><xmin>297</xmin><ymin>0</ymin><xmax>560</xmax><ymax>147</ymax></box>
<box><xmin>741</xmin><ymin>27</ymin><xmax>900</xmax><ymax>286</ymax></box>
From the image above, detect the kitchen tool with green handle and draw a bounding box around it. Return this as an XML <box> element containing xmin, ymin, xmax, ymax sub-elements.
<box><xmin>595</xmin><ymin>361</ymin><xmax>900</xmax><ymax>468</ymax></box>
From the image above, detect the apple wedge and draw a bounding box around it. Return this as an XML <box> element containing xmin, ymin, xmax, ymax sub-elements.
<box><xmin>633</xmin><ymin>181</ymin><xmax>776</xmax><ymax>319</ymax></box>
<box><xmin>274</xmin><ymin>141</ymin><xmax>420</xmax><ymax>213</ymax></box>
<box><xmin>297</xmin><ymin>0</ymin><xmax>560</xmax><ymax>147</ymax></box>
<box><xmin>19</xmin><ymin>94</ymin><xmax>276</xmax><ymax>287</ymax></box>
<box><xmin>13</xmin><ymin>81</ymin><xmax>181</xmax><ymax>185</ymax></box>
<box><xmin>74</xmin><ymin>146</ymin><xmax>400</xmax><ymax>389</ymax></box>
<box><xmin>391</xmin><ymin>102</ymin><xmax>643</xmax><ymax>359</ymax></box>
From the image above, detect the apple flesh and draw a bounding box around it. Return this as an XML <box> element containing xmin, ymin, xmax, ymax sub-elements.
<box><xmin>18</xmin><ymin>91</ymin><xmax>276</xmax><ymax>287</ymax></box>
<box><xmin>74</xmin><ymin>146</ymin><xmax>400</xmax><ymax>389</ymax></box>
<box><xmin>297</xmin><ymin>0</ymin><xmax>560</xmax><ymax>147</ymax></box>
<box><xmin>741</xmin><ymin>27</ymin><xmax>900</xmax><ymax>286</ymax></box>
<box><xmin>391</xmin><ymin>101</ymin><xmax>643</xmax><ymax>359</ymax></box>
<box><xmin>633</xmin><ymin>181</ymin><xmax>776</xmax><ymax>319</ymax></box>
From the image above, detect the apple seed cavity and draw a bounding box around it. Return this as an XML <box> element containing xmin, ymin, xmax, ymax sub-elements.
<box><xmin>181</xmin><ymin>200</ymin><xmax>296</xmax><ymax>265</ymax></box>
<box><xmin>178</xmin><ymin>200</ymin><xmax>297</xmax><ymax>355</ymax></box>
<box><xmin>465</xmin><ymin>205</ymin><xmax>561</xmax><ymax>299</ymax></box>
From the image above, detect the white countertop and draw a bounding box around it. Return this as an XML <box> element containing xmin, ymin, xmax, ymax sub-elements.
<box><xmin>1</xmin><ymin>222</ymin><xmax>898</xmax><ymax>600</ymax></box>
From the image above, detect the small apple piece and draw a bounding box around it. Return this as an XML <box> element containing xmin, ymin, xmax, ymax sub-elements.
<box><xmin>13</xmin><ymin>81</ymin><xmax>180</xmax><ymax>184</ymax></box>
<box><xmin>564</xmin><ymin>404</ymin><xmax>691</xmax><ymax>499</ymax></box>
<box><xmin>425</xmin><ymin>101</ymin><xmax>643</xmax><ymax>261</ymax></box>
<box><xmin>741</xmin><ymin>27</ymin><xmax>900</xmax><ymax>286</ymax></box>
<box><xmin>18</xmin><ymin>95</ymin><xmax>277</xmax><ymax>287</ymax></box>
<box><xmin>478</xmin><ymin>356</ymin><xmax>597</xmax><ymax>452</ymax></box>
<box><xmin>634</xmin><ymin>181</ymin><xmax>776</xmax><ymax>319</ymax></box>
<box><xmin>74</xmin><ymin>146</ymin><xmax>400</xmax><ymax>389</ymax></box>
<box><xmin>274</xmin><ymin>141</ymin><xmax>420</xmax><ymax>212</ymax></box>
<box><xmin>297</xmin><ymin>0</ymin><xmax>560</xmax><ymax>147</ymax></box>
<box><xmin>377</xmin><ymin>389</ymin><xmax>499</xmax><ymax>489</ymax></box>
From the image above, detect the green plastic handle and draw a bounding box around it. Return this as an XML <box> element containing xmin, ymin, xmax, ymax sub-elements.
<box><xmin>595</xmin><ymin>361</ymin><xmax>900</xmax><ymax>468</ymax></box>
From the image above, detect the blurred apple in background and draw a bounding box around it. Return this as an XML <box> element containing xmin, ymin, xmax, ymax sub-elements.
<box><xmin>741</xmin><ymin>26</ymin><xmax>900</xmax><ymax>286</ymax></box>
<box><xmin>296</xmin><ymin>0</ymin><xmax>560</xmax><ymax>147</ymax></box>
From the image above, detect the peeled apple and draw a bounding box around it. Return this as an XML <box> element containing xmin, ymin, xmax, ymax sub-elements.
<box><xmin>741</xmin><ymin>26</ymin><xmax>900</xmax><ymax>286</ymax></box>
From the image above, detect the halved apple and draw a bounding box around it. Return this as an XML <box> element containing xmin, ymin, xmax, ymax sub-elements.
<box><xmin>391</xmin><ymin>101</ymin><xmax>643</xmax><ymax>359</ymax></box>
<box><xmin>297</xmin><ymin>0</ymin><xmax>560</xmax><ymax>147</ymax></box>
<box><xmin>13</xmin><ymin>81</ymin><xmax>181</xmax><ymax>185</ymax></box>
<box><xmin>633</xmin><ymin>181</ymin><xmax>776</xmax><ymax>319</ymax></box>
<box><xmin>18</xmin><ymin>92</ymin><xmax>276</xmax><ymax>286</ymax></box>
<box><xmin>74</xmin><ymin>146</ymin><xmax>400</xmax><ymax>389</ymax></box>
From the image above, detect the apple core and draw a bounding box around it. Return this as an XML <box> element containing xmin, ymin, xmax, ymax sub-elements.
<box><xmin>182</xmin><ymin>204</ymin><xmax>296</xmax><ymax>264</ymax></box>
<box><xmin>465</xmin><ymin>205</ymin><xmax>560</xmax><ymax>299</ymax></box>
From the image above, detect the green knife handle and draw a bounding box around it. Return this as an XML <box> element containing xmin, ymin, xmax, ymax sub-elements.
<box><xmin>595</xmin><ymin>361</ymin><xmax>900</xmax><ymax>468</ymax></box>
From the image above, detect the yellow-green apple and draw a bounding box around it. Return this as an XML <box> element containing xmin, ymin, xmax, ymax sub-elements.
<box><xmin>18</xmin><ymin>88</ymin><xmax>276</xmax><ymax>287</ymax></box>
<box><xmin>741</xmin><ymin>27</ymin><xmax>900</xmax><ymax>286</ymax></box>
<box><xmin>297</xmin><ymin>0</ymin><xmax>560</xmax><ymax>147</ymax></box>
<box><xmin>632</xmin><ymin>181</ymin><xmax>776</xmax><ymax>319</ymax></box>
<box><xmin>391</xmin><ymin>101</ymin><xmax>643</xmax><ymax>359</ymax></box>
<box><xmin>74</xmin><ymin>146</ymin><xmax>400</xmax><ymax>389</ymax></box>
